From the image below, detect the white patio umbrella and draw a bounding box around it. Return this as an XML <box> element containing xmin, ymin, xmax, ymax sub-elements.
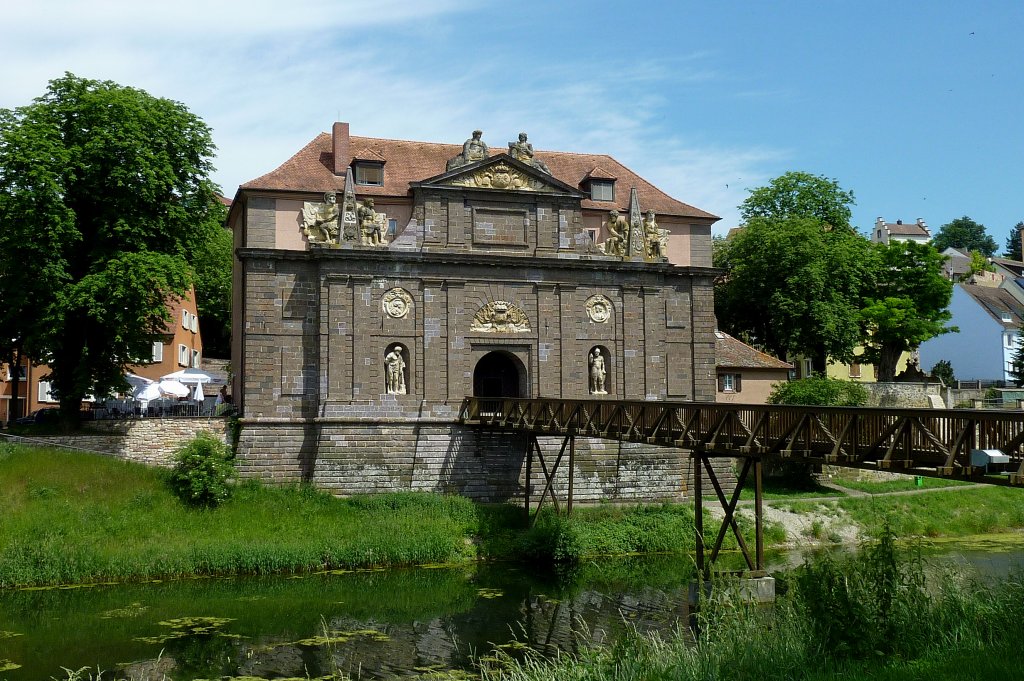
<box><xmin>193</xmin><ymin>381</ymin><xmax>205</xmax><ymax>401</ymax></box>
<box><xmin>158</xmin><ymin>379</ymin><xmax>190</xmax><ymax>398</ymax></box>
<box><xmin>161</xmin><ymin>368</ymin><xmax>212</xmax><ymax>385</ymax></box>
<box><xmin>134</xmin><ymin>382</ymin><xmax>163</xmax><ymax>402</ymax></box>
<box><xmin>125</xmin><ymin>373</ymin><xmax>153</xmax><ymax>390</ymax></box>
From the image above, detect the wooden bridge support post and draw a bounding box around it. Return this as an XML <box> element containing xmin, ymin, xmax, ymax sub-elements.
<box><xmin>754</xmin><ymin>458</ymin><xmax>764</xmax><ymax>571</ymax></box>
<box><xmin>694</xmin><ymin>451</ymin><xmax>705</xmax><ymax>576</ymax></box>
<box><xmin>524</xmin><ymin>434</ymin><xmax>534</xmax><ymax>521</ymax></box>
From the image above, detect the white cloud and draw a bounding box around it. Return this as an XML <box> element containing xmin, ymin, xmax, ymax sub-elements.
<box><xmin>1</xmin><ymin>2</ymin><xmax>783</xmax><ymax>225</ymax></box>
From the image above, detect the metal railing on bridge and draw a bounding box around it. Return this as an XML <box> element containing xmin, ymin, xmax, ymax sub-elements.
<box><xmin>460</xmin><ymin>397</ymin><xmax>1024</xmax><ymax>486</ymax></box>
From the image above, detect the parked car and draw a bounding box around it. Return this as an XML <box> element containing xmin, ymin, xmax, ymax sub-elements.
<box><xmin>14</xmin><ymin>408</ymin><xmax>59</xmax><ymax>425</ymax></box>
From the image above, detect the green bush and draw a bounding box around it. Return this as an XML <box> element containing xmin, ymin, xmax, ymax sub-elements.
<box><xmin>167</xmin><ymin>432</ymin><xmax>235</xmax><ymax>508</ymax></box>
<box><xmin>768</xmin><ymin>375</ymin><xmax>868</xmax><ymax>406</ymax></box>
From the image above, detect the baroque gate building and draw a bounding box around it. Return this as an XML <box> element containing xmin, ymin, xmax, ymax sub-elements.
<box><xmin>229</xmin><ymin>123</ymin><xmax>719</xmax><ymax>501</ymax></box>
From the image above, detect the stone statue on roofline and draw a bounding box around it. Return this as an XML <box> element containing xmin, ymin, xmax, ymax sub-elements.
<box><xmin>643</xmin><ymin>210</ymin><xmax>669</xmax><ymax>261</ymax></box>
<box><xmin>446</xmin><ymin>130</ymin><xmax>490</xmax><ymax>171</ymax></box>
<box><xmin>508</xmin><ymin>132</ymin><xmax>551</xmax><ymax>174</ymax></box>
<box><xmin>301</xmin><ymin>191</ymin><xmax>340</xmax><ymax>245</ymax></box>
<box><xmin>356</xmin><ymin>198</ymin><xmax>388</xmax><ymax>246</ymax></box>
<box><xmin>598</xmin><ymin>209</ymin><xmax>628</xmax><ymax>257</ymax></box>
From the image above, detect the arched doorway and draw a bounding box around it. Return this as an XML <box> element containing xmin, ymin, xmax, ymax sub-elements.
<box><xmin>473</xmin><ymin>351</ymin><xmax>524</xmax><ymax>398</ymax></box>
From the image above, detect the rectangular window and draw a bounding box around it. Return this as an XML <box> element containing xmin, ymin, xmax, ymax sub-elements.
<box><xmin>585</xmin><ymin>228</ymin><xmax>598</xmax><ymax>243</ymax></box>
<box><xmin>355</xmin><ymin>163</ymin><xmax>384</xmax><ymax>186</ymax></box>
<box><xmin>181</xmin><ymin>310</ymin><xmax>188</xmax><ymax>329</ymax></box>
<box><xmin>38</xmin><ymin>380</ymin><xmax>55</xmax><ymax>403</ymax></box>
<box><xmin>7</xmin><ymin>365</ymin><xmax>26</xmax><ymax>381</ymax></box>
<box><xmin>387</xmin><ymin>218</ymin><xmax>398</xmax><ymax>237</ymax></box>
<box><xmin>849</xmin><ymin>363</ymin><xmax>862</xmax><ymax>378</ymax></box>
<box><xmin>152</xmin><ymin>342</ymin><xmax>164</xmax><ymax>363</ymax></box>
<box><xmin>190</xmin><ymin>313</ymin><xmax>199</xmax><ymax>333</ymax></box>
<box><xmin>178</xmin><ymin>344</ymin><xmax>189</xmax><ymax>367</ymax></box>
<box><xmin>717</xmin><ymin>373</ymin><xmax>742</xmax><ymax>393</ymax></box>
<box><xmin>192</xmin><ymin>349</ymin><xmax>201</xmax><ymax>369</ymax></box>
<box><xmin>590</xmin><ymin>180</ymin><xmax>614</xmax><ymax>202</ymax></box>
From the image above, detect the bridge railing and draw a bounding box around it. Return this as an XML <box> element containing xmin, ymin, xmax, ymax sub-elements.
<box><xmin>459</xmin><ymin>398</ymin><xmax>1024</xmax><ymax>485</ymax></box>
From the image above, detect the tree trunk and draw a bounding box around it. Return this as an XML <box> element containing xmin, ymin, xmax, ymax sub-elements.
<box><xmin>9</xmin><ymin>346</ymin><xmax>22</xmax><ymax>425</ymax></box>
<box><xmin>58</xmin><ymin>394</ymin><xmax>83</xmax><ymax>432</ymax></box>
<box><xmin>877</xmin><ymin>345</ymin><xmax>902</xmax><ymax>383</ymax></box>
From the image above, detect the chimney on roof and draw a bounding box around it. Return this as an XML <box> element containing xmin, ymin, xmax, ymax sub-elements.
<box><xmin>896</xmin><ymin>219</ymin><xmax>903</xmax><ymax>225</ymax></box>
<box><xmin>332</xmin><ymin>122</ymin><xmax>350</xmax><ymax>176</ymax></box>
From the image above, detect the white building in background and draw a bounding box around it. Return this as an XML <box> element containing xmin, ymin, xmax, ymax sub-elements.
<box><xmin>871</xmin><ymin>217</ymin><xmax>931</xmax><ymax>245</ymax></box>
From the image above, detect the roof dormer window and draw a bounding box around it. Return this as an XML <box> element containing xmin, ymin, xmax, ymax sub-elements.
<box><xmin>354</xmin><ymin>162</ymin><xmax>384</xmax><ymax>186</ymax></box>
<box><xmin>589</xmin><ymin>179</ymin><xmax>615</xmax><ymax>202</ymax></box>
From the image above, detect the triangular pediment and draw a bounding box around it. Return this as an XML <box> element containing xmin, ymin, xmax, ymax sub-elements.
<box><xmin>414</xmin><ymin>154</ymin><xmax>581</xmax><ymax>195</ymax></box>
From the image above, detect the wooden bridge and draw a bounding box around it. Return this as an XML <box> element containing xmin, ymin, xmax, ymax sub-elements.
<box><xmin>459</xmin><ymin>397</ymin><xmax>1024</xmax><ymax>575</ymax></box>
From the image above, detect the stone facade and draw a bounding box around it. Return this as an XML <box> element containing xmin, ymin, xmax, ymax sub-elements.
<box><xmin>230</xmin><ymin>124</ymin><xmax>720</xmax><ymax>502</ymax></box>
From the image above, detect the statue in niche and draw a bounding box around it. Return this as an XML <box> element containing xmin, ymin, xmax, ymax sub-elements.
<box><xmin>385</xmin><ymin>346</ymin><xmax>407</xmax><ymax>395</ymax></box>
<box><xmin>643</xmin><ymin>210</ymin><xmax>669</xmax><ymax>260</ymax></box>
<box><xmin>508</xmin><ymin>132</ymin><xmax>551</xmax><ymax>174</ymax></box>
<box><xmin>446</xmin><ymin>130</ymin><xmax>490</xmax><ymax>171</ymax></box>
<box><xmin>357</xmin><ymin>198</ymin><xmax>387</xmax><ymax>246</ymax></box>
<box><xmin>589</xmin><ymin>349</ymin><xmax>607</xmax><ymax>395</ymax></box>
<box><xmin>599</xmin><ymin>209</ymin><xmax>628</xmax><ymax>256</ymax></box>
<box><xmin>301</xmin><ymin>192</ymin><xmax>340</xmax><ymax>244</ymax></box>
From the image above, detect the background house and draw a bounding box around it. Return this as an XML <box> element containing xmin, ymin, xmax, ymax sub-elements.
<box><xmin>918</xmin><ymin>283</ymin><xmax>1024</xmax><ymax>382</ymax></box>
<box><xmin>716</xmin><ymin>331</ymin><xmax>792</xmax><ymax>403</ymax></box>
<box><xmin>1</xmin><ymin>286</ymin><xmax>203</xmax><ymax>422</ymax></box>
<box><xmin>871</xmin><ymin>217</ymin><xmax>931</xmax><ymax>245</ymax></box>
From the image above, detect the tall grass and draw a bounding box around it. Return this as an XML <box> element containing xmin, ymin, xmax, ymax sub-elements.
<box><xmin>486</xmin><ymin>530</ymin><xmax>1024</xmax><ymax>681</ymax></box>
<box><xmin>0</xmin><ymin>445</ymin><xmax>479</xmax><ymax>587</ymax></box>
<box><xmin>1</xmin><ymin>445</ymin><xmax>711</xmax><ymax>587</ymax></box>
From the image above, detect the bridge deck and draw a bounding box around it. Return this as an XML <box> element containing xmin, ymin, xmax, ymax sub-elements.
<box><xmin>460</xmin><ymin>398</ymin><xmax>1024</xmax><ymax>486</ymax></box>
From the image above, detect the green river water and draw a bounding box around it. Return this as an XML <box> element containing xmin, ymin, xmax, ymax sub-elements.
<box><xmin>1</xmin><ymin>540</ymin><xmax>1023</xmax><ymax>680</ymax></box>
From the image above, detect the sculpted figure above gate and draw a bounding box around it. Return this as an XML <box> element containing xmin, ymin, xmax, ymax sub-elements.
<box><xmin>301</xmin><ymin>192</ymin><xmax>340</xmax><ymax>244</ymax></box>
<box><xmin>508</xmin><ymin>132</ymin><xmax>551</xmax><ymax>174</ymax></box>
<box><xmin>470</xmin><ymin>300</ymin><xmax>531</xmax><ymax>333</ymax></box>
<box><xmin>446</xmin><ymin>130</ymin><xmax>490</xmax><ymax>171</ymax></box>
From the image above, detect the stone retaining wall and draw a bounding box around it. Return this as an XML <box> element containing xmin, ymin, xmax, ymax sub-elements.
<box><xmin>17</xmin><ymin>417</ymin><xmax>231</xmax><ymax>467</ymax></box>
<box><xmin>237</xmin><ymin>419</ymin><xmax>735</xmax><ymax>503</ymax></box>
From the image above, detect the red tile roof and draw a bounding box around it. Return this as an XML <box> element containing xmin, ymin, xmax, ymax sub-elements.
<box><xmin>241</xmin><ymin>133</ymin><xmax>718</xmax><ymax>220</ymax></box>
<box><xmin>883</xmin><ymin>222</ymin><xmax>929</xmax><ymax>237</ymax></box>
<box><xmin>715</xmin><ymin>331</ymin><xmax>792</xmax><ymax>370</ymax></box>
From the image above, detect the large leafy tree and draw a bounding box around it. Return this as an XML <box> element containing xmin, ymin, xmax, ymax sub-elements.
<box><xmin>715</xmin><ymin>216</ymin><xmax>873</xmax><ymax>369</ymax></box>
<box><xmin>0</xmin><ymin>73</ymin><xmax>220</xmax><ymax>427</ymax></box>
<box><xmin>192</xmin><ymin>202</ymin><xmax>232</xmax><ymax>358</ymax></box>
<box><xmin>931</xmin><ymin>216</ymin><xmax>997</xmax><ymax>256</ymax></box>
<box><xmin>858</xmin><ymin>241</ymin><xmax>954</xmax><ymax>381</ymax></box>
<box><xmin>1003</xmin><ymin>221</ymin><xmax>1024</xmax><ymax>261</ymax></box>
<box><xmin>718</xmin><ymin>172</ymin><xmax>868</xmax><ymax>370</ymax></box>
<box><xmin>739</xmin><ymin>171</ymin><xmax>856</xmax><ymax>232</ymax></box>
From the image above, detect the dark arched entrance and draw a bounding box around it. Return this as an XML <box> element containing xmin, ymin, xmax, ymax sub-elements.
<box><xmin>473</xmin><ymin>351</ymin><xmax>524</xmax><ymax>398</ymax></box>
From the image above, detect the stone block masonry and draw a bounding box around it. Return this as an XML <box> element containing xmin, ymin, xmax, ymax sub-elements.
<box><xmin>234</xmin><ymin>419</ymin><xmax>740</xmax><ymax>503</ymax></box>
<box><xmin>15</xmin><ymin>418</ymin><xmax>231</xmax><ymax>467</ymax></box>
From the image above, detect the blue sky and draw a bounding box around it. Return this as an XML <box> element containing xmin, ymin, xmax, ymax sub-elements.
<box><xmin>2</xmin><ymin>1</ymin><xmax>1021</xmax><ymax>243</ymax></box>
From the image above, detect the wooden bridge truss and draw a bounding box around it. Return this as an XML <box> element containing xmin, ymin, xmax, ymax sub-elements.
<box><xmin>460</xmin><ymin>397</ymin><xmax>1024</xmax><ymax>574</ymax></box>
